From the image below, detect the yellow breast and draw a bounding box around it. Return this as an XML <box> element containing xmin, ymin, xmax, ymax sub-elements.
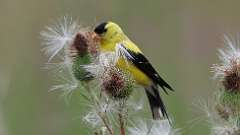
<box><xmin>117</xmin><ymin>58</ymin><xmax>151</xmax><ymax>86</ymax></box>
<box><xmin>100</xmin><ymin>40</ymin><xmax>150</xmax><ymax>86</ymax></box>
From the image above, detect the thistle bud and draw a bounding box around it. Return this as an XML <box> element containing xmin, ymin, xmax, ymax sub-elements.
<box><xmin>85</xmin><ymin>32</ymin><xmax>100</xmax><ymax>57</ymax></box>
<box><xmin>101</xmin><ymin>68</ymin><xmax>134</xmax><ymax>100</ymax></box>
<box><xmin>210</xmin><ymin>35</ymin><xmax>240</xmax><ymax>134</ymax></box>
<box><xmin>69</xmin><ymin>32</ymin><xmax>99</xmax><ymax>58</ymax></box>
<box><xmin>212</xmin><ymin>36</ymin><xmax>240</xmax><ymax>117</ymax></box>
<box><xmin>70</xmin><ymin>32</ymin><xmax>100</xmax><ymax>81</ymax></box>
<box><xmin>70</xmin><ymin>33</ymin><xmax>89</xmax><ymax>56</ymax></box>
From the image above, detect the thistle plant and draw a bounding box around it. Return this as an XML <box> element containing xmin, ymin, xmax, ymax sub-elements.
<box><xmin>205</xmin><ymin>35</ymin><xmax>240</xmax><ymax>135</ymax></box>
<box><xmin>41</xmin><ymin>16</ymin><xmax>179</xmax><ymax>135</ymax></box>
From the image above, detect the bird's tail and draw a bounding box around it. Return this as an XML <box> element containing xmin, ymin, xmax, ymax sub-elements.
<box><xmin>145</xmin><ymin>84</ymin><xmax>169</xmax><ymax>120</ymax></box>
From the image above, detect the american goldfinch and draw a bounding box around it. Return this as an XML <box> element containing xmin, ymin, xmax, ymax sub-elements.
<box><xmin>94</xmin><ymin>22</ymin><xmax>173</xmax><ymax>120</ymax></box>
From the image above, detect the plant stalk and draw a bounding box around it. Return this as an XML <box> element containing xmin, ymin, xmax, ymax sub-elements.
<box><xmin>118</xmin><ymin>101</ymin><xmax>126</xmax><ymax>135</ymax></box>
<box><xmin>84</xmin><ymin>82</ymin><xmax>114</xmax><ymax>135</ymax></box>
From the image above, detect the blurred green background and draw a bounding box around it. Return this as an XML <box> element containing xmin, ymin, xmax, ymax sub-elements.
<box><xmin>1</xmin><ymin>0</ymin><xmax>240</xmax><ymax>135</ymax></box>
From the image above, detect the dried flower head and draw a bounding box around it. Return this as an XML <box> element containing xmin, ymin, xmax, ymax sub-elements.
<box><xmin>206</xmin><ymin>35</ymin><xmax>240</xmax><ymax>135</ymax></box>
<box><xmin>83</xmin><ymin>51</ymin><xmax>135</xmax><ymax>99</ymax></box>
<box><xmin>41</xmin><ymin>16</ymin><xmax>101</xmax><ymax>95</ymax></box>
<box><xmin>69</xmin><ymin>31</ymin><xmax>100</xmax><ymax>81</ymax></box>
<box><xmin>69</xmin><ymin>32</ymin><xmax>89</xmax><ymax>56</ymax></box>
<box><xmin>101</xmin><ymin>67</ymin><xmax>134</xmax><ymax>99</ymax></box>
<box><xmin>223</xmin><ymin>68</ymin><xmax>240</xmax><ymax>92</ymax></box>
<box><xmin>212</xmin><ymin>35</ymin><xmax>240</xmax><ymax>92</ymax></box>
<box><xmin>41</xmin><ymin>16</ymin><xmax>102</xmax><ymax>83</ymax></box>
<box><xmin>69</xmin><ymin>32</ymin><xmax>100</xmax><ymax>58</ymax></box>
<box><xmin>85</xmin><ymin>32</ymin><xmax>100</xmax><ymax>57</ymax></box>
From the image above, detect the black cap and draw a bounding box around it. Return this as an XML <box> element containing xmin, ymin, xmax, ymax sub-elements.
<box><xmin>94</xmin><ymin>22</ymin><xmax>108</xmax><ymax>34</ymax></box>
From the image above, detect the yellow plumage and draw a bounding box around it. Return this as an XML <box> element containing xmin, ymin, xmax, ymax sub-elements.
<box><xmin>117</xmin><ymin>58</ymin><xmax>151</xmax><ymax>86</ymax></box>
<box><xmin>100</xmin><ymin>41</ymin><xmax>151</xmax><ymax>86</ymax></box>
<box><xmin>94</xmin><ymin>21</ymin><xmax>173</xmax><ymax>120</ymax></box>
<box><xmin>98</xmin><ymin>22</ymin><xmax>150</xmax><ymax>86</ymax></box>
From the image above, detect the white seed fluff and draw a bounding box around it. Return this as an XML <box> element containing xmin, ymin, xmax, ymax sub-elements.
<box><xmin>128</xmin><ymin>119</ymin><xmax>180</xmax><ymax>135</ymax></box>
<box><xmin>41</xmin><ymin>16</ymin><xmax>81</xmax><ymax>62</ymax></box>
<box><xmin>212</xmin><ymin>34</ymin><xmax>240</xmax><ymax>80</ymax></box>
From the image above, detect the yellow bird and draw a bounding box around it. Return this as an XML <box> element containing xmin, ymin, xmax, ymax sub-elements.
<box><xmin>94</xmin><ymin>22</ymin><xmax>173</xmax><ymax>120</ymax></box>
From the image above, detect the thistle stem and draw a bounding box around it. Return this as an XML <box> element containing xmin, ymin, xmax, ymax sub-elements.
<box><xmin>98</xmin><ymin>112</ymin><xmax>114</xmax><ymax>135</ymax></box>
<box><xmin>118</xmin><ymin>101</ymin><xmax>126</xmax><ymax>135</ymax></box>
<box><xmin>119</xmin><ymin>113</ymin><xmax>125</xmax><ymax>135</ymax></box>
<box><xmin>84</xmin><ymin>82</ymin><xmax>114</xmax><ymax>135</ymax></box>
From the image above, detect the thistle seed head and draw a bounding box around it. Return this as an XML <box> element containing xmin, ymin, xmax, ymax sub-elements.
<box><xmin>41</xmin><ymin>16</ymin><xmax>81</xmax><ymax>62</ymax></box>
<box><xmin>210</xmin><ymin>35</ymin><xmax>240</xmax><ymax>135</ymax></box>
<box><xmin>85</xmin><ymin>32</ymin><xmax>101</xmax><ymax>57</ymax></box>
<box><xmin>70</xmin><ymin>32</ymin><xmax>89</xmax><ymax>56</ymax></box>
<box><xmin>212</xmin><ymin>35</ymin><xmax>240</xmax><ymax>92</ymax></box>
<box><xmin>101</xmin><ymin>67</ymin><xmax>134</xmax><ymax>100</ymax></box>
<box><xmin>69</xmin><ymin>32</ymin><xmax>100</xmax><ymax>58</ymax></box>
<box><xmin>69</xmin><ymin>32</ymin><xmax>100</xmax><ymax>81</ymax></box>
<box><xmin>222</xmin><ymin>61</ymin><xmax>240</xmax><ymax>92</ymax></box>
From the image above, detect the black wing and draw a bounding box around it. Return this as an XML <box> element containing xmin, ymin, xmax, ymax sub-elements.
<box><xmin>119</xmin><ymin>45</ymin><xmax>173</xmax><ymax>94</ymax></box>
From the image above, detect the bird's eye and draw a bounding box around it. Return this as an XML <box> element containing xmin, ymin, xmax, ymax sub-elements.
<box><xmin>94</xmin><ymin>22</ymin><xmax>108</xmax><ymax>35</ymax></box>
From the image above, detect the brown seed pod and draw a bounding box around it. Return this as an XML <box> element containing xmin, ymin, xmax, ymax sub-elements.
<box><xmin>69</xmin><ymin>32</ymin><xmax>100</xmax><ymax>58</ymax></box>
<box><xmin>101</xmin><ymin>68</ymin><xmax>134</xmax><ymax>99</ymax></box>
<box><xmin>85</xmin><ymin>32</ymin><xmax>101</xmax><ymax>57</ymax></box>
<box><xmin>69</xmin><ymin>31</ymin><xmax>100</xmax><ymax>81</ymax></box>
<box><xmin>222</xmin><ymin>60</ymin><xmax>240</xmax><ymax>92</ymax></box>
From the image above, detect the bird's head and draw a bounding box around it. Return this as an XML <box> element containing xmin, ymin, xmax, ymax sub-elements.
<box><xmin>94</xmin><ymin>21</ymin><xmax>126</xmax><ymax>44</ymax></box>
